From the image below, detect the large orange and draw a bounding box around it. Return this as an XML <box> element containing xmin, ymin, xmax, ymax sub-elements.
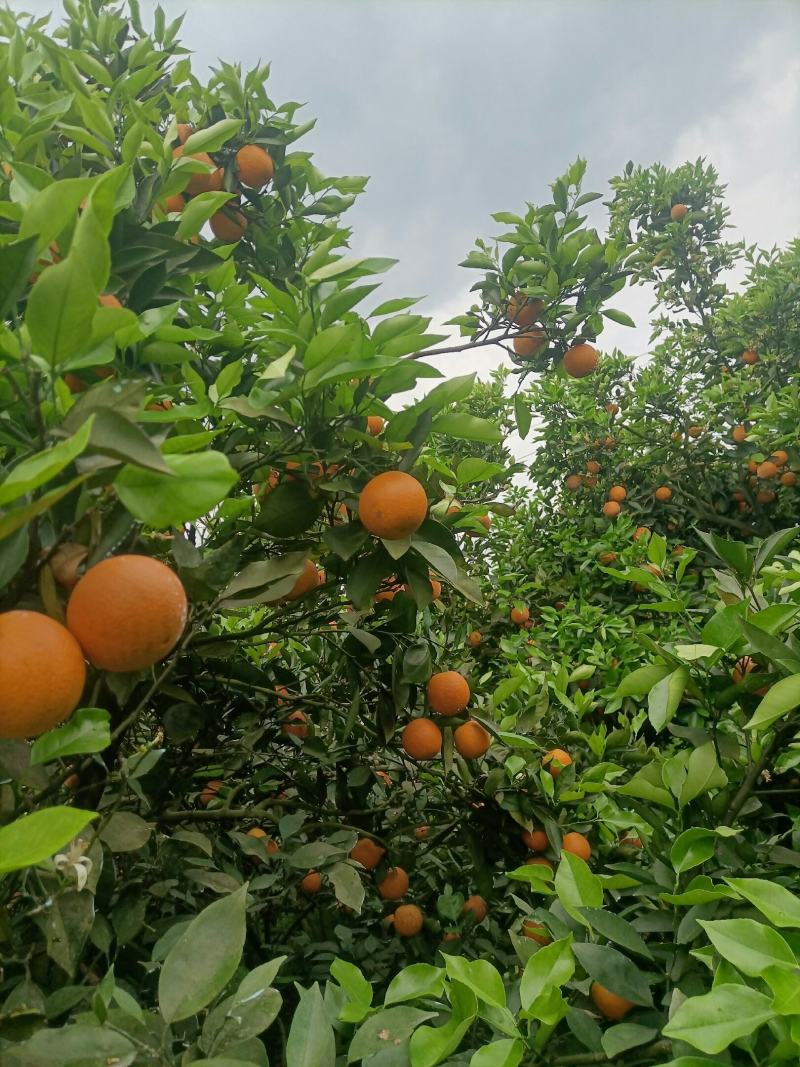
<box><xmin>757</xmin><ymin>460</ymin><xmax>779</xmax><ymax>479</ymax></box>
<box><xmin>453</xmin><ymin>720</ymin><xmax>491</xmax><ymax>759</ymax></box>
<box><xmin>513</xmin><ymin>330</ymin><xmax>547</xmax><ymax>358</ymax></box>
<box><xmin>563</xmin><ymin>343</ymin><xmax>598</xmax><ymax>378</ymax></box>
<box><xmin>670</xmin><ymin>203</ymin><xmax>689</xmax><ymax>221</ymax></box>
<box><xmin>462</xmin><ymin>894</ymin><xmax>487</xmax><ymax>922</ymax></box>
<box><xmin>586</xmin><ymin>460</ymin><xmax>601</xmax><ymax>475</ymax></box>
<box><xmin>510</xmin><ymin>605</ymin><xmax>530</xmax><ymax>626</ymax></box>
<box><xmin>565</xmin><ymin>474</ymin><xmax>583</xmax><ymax>491</ymax></box>
<box><xmin>771</xmin><ymin>450</ymin><xmax>789</xmax><ymax>466</ymax></box>
<box><xmin>350</xmin><ymin>837</ymin><xmax>386</xmax><ymax>870</ymax></box>
<box><xmin>521</xmin><ymin>828</ymin><xmax>548</xmax><ymax>852</ymax></box>
<box><xmin>301</xmin><ymin>870</ymin><xmax>322</xmax><ymax>895</ymax></box>
<box><xmin>608</xmin><ymin>485</ymin><xmax>626</xmax><ymax>502</ymax></box>
<box><xmin>175</xmin><ymin>122</ymin><xmax>193</xmax><ymax>144</ymax></box>
<box><xmin>210</xmin><ymin>208</ymin><xmax>247</xmax><ymax>242</ymax></box>
<box><xmin>377</xmin><ymin>866</ymin><xmax>409</xmax><ymax>900</ymax></box>
<box><xmin>526</xmin><ymin>857</ymin><xmax>554</xmax><ymax>872</ymax></box>
<box><xmin>236</xmin><ymin>144</ymin><xmax>274</xmax><ymax>188</ymax></box>
<box><xmin>394</xmin><ymin>903</ymin><xmax>423</xmax><ymax>936</ymax></box>
<box><xmin>741</xmin><ymin>348</ymin><xmax>759</xmax><ymax>365</ymax></box>
<box><xmin>591</xmin><ymin>982</ymin><xmax>633</xmax><ymax>1021</ymax></box>
<box><xmin>67</xmin><ymin>555</ymin><xmax>187</xmax><ymax>672</ymax></box>
<box><xmin>427</xmin><ymin>671</ymin><xmax>470</xmax><ymax>716</ymax></box>
<box><xmin>561</xmin><ymin>831</ymin><xmax>591</xmax><ymax>861</ymax></box>
<box><xmin>507</xmin><ymin>294</ymin><xmax>545</xmax><ymax>327</ymax></box>
<box><xmin>286</xmin><ymin>559</ymin><xmax>322</xmax><ymax>600</ymax></box>
<box><xmin>0</xmin><ymin>611</ymin><xmax>86</xmax><ymax>738</ymax></box>
<box><xmin>402</xmin><ymin>718</ymin><xmax>442</xmax><ymax>760</ymax></box>
<box><xmin>602</xmin><ymin>501</ymin><xmax>621</xmax><ymax>518</ymax></box>
<box><xmin>358</xmin><ymin>471</ymin><xmax>428</xmax><ymax>539</ymax></box>
<box><xmin>655</xmin><ymin>485</ymin><xmax>672</xmax><ymax>502</ymax></box>
<box><xmin>542</xmin><ymin>748</ymin><xmax>572</xmax><ymax>777</ymax></box>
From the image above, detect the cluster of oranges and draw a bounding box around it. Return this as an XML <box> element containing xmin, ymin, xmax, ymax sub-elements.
<box><xmin>506</xmin><ymin>292</ymin><xmax>600</xmax><ymax>378</ymax></box>
<box><xmin>401</xmin><ymin>670</ymin><xmax>490</xmax><ymax>762</ymax></box>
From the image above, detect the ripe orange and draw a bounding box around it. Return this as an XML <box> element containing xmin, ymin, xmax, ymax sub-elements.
<box><xmin>441</xmin><ymin>930</ymin><xmax>460</xmax><ymax>943</ymax></box>
<box><xmin>591</xmin><ymin>982</ymin><xmax>633</xmax><ymax>1021</ymax></box>
<box><xmin>510</xmin><ymin>605</ymin><xmax>529</xmax><ymax>626</ymax></box>
<box><xmin>402</xmin><ymin>718</ymin><xmax>442</xmax><ymax>760</ymax></box>
<box><xmin>427</xmin><ymin>671</ymin><xmax>470</xmax><ymax>716</ymax></box>
<box><xmin>281</xmin><ymin>710</ymin><xmax>309</xmax><ymax>738</ymax></box>
<box><xmin>562</xmin><ymin>831</ymin><xmax>591</xmax><ymax>861</ymax></box>
<box><xmin>286</xmin><ymin>559</ymin><xmax>322</xmax><ymax>600</ymax></box>
<box><xmin>366</xmin><ymin>415</ymin><xmax>385</xmax><ymax>436</ymax></box>
<box><xmin>235</xmin><ymin>144</ymin><xmax>274</xmax><ymax>188</ymax></box>
<box><xmin>377</xmin><ymin>866</ymin><xmax>409</xmax><ymax>900</ymax></box>
<box><xmin>619</xmin><ymin>834</ymin><xmax>642</xmax><ymax>849</ymax></box>
<box><xmin>606</xmin><ymin>402</ymin><xmax>620</xmax><ymax>415</ymax></box>
<box><xmin>429</xmin><ymin>577</ymin><xmax>442</xmax><ymax>600</ymax></box>
<box><xmin>756</xmin><ymin>489</ymin><xmax>775</xmax><ymax>505</ymax></box>
<box><xmin>633</xmin><ymin>526</ymin><xmax>650</xmax><ymax>542</ymax></box>
<box><xmin>507</xmin><ymin>294</ymin><xmax>545</xmax><ymax>327</ymax></box>
<box><xmin>467</xmin><ymin>630</ymin><xmax>482</xmax><ymax>648</ymax></box>
<box><xmin>350</xmin><ymin>837</ymin><xmax>386</xmax><ymax>870</ymax></box>
<box><xmin>462</xmin><ymin>895</ymin><xmax>487</xmax><ymax>922</ymax></box>
<box><xmin>394</xmin><ymin>903</ymin><xmax>423</xmax><ymax>937</ymax></box>
<box><xmin>526</xmin><ymin>857</ymin><xmax>554</xmax><ymax>872</ymax></box>
<box><xmin>781</xmin><ymin>471</ymin><xmax>797</xmax><ymax>487</ymax></box>
<box><xmin>66</xmin><ymin>555</ymin><xmax>187</xmax><ymax>672</ymax></box>
<box><xmin>175</xmin><ymin>122</ymin><xmax>193</xmax><ymax>144</ymax></box>
<box><xmin>602</xmin><ymin>501</ymin><xmax>620</xmax><ymax>519</ymax></box>
<box><xmin>586</xmin><ymin>460</ymin><xmax>600</xmax><ymax>475</ymax></box>
<box><xmin>210</xmin><ymin>208</ymin><xmax>247</xmax><ymax>242</ymax></box>
<box><xmin>687</xmin><ymin>425</ymin><xmax>702</xmax><ymax>438</ymax></box>
<box><xmin>301</xmin><ymin>870</ymin><xmax>322</xmax><ymax>895</ymax></box>
<box><xmin>543</xmin><ymin>748</ymin><xmax>572</xmax><ymax>778</ymax></box>
<box><xmin>0</xmin><ymin>612</ymin><xmax>86</xmax><ymax>738</ymax></box>
<box><xmin>741</xmin><ymin>348</ymin><xmax>759</xmax><ymax>365</ymax></box>
<box><xmin>513</xmin><ymin>329</ymin><xmax>547</xmax><ymax>358</ymax></box>
<box><xmin>563</xmin><ymin>343</ymin><xmax>598</xmax><ymax>378</ymax></box>
<box><xmin>732</xmin><ymin>425</ymin><xmax>748</xmax><ymax>443</ymax></box>
<box><xmin>608</xmin><ymin>485</ymin><xmax>626</xmax><ymax>502</ymax></box>
<box><xmin>50</xmin><ymin>542</ymin><xmax>88</xmax><ymax>591</ymax></box>
<box><xmin>732</xmin><ymin>656</ymin><xmax>757</xmax><ymax>685</ymax></box>
<box><xmin>655</xmin><ymin>486</ymin><xmax>672</xmax><ymax>502</ymax></box>
<box><xmin>453</xmin><ymin>720</ymin><xmax>491</xmax><ymax>759</ymax></box>
<box><xmin>358</xmin><ymin>471</ymin><xmax>428</xmax><ymax>540</ymax></box>
<box><xmin>670</xmin><ymin>203</ymin><xmax>689</xmax><ymax>221</ymax></box>
<box><xmin>98</xmin><ymin>293</ymin><xmax>122</xmax><ymax>309</ymax></box>
<box><xmin>199</xmin><ymin>779</ymin><xmax>223</xmax><ymax>806</ymax></box>
<box><xmin>772</xmin><ymin>450</ymin><xmax>789</xmax><ymax>466</ymax></box>
<box><xmin>160</xmin><ymin>194</ymin><xmax>185</xmax><ymax>214</ymax></box>
<box><xmin>757</xmin><ymin>460</ymin><xmax>779</xmax><ymax>479</ymax></box>
<box><xmin>521</xmin><ymin>828</ymin><xmax>548</xmax><ymax>852</ymax></box>
<box><xmin>599</xmin><ymin>551</ymin><xmax>617</xmax><ymax>565</ymax></box>
<box><xmin>172</xmin><ymin>147</ymin><xmax>224</xmax><ymax>196</ymax></box>
<box><xmin>522</xmin><ymin>919</ymin><xmax>551</xmax><ymax>945</ymax></box>
<box><xmin>565</xmin><ymin>474</ymin><xmax>583</xmax><ymax>491</ymax></box>
<box><xmin>414</xmin><ymin>825</ymin><xmax>430</xmax><ymax>840</ymax></box>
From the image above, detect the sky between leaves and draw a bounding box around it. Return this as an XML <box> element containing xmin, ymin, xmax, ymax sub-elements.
<box><xmin>14</xmin><ymin>0</ymin><xmax>800</xmax><ymax>418</ymax></box>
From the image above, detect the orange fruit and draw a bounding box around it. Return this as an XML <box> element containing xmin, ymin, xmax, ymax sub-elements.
<box><xmin>670</xmin><ymin>203</ymin><xmax>689</xmax><ymax>221</ymax></box>
<box><xmin>513</xmin><ymin>329</ymin><xmax>547</xmax><ymax>358</ymax></box>
<box><xmin>522</xmin><ymin>919</ymin><xmax>551</xmax><ymax>945</ymax></box>
<box><xmin>286</xmin><ymin>559</ymin><xmax>322</xmax><ymax>601</ymax></box>
<box><xmin>608</xmin><ymin>485</ymin><xmax>626</xmax><ymax>502</ymax></box>
<box><xmin>0</xmin><ymin>612</ymin><xmax>86</xmax><ymax>738</ymax></box>
<box><xmin>732</xmin><ymin>425</ymin><xmax>748</xmax><ymax>443</ymax></box>
<box><xmin>586</xmin><ymin>460</ymin><xmax>601</xmax><ymax>475</ymax></box>
<box><xmin>583</xmin><ymin>476</ymin><xmax>598</xmax><ymax>489</ymax></box>
<box><xmin>377</xmin><ymin>866</ymin><xmax>409</xmax><ymax>900</ymax></box>
<box><xmin>606</xmin><ymin>402</ymin><xmax>620</xmax><ymax>415</ymax></box>
<box><xmin>562</xmin><ymin>831</ymin><xmax>591</xmax><ymax>861</ymax></box>
<box><xmin>602</xmin><ymin>501</ymin><xmax>620</xmax><ymax>519</ymax></box>
<box><xmin>563</xmin><ymin>343</ymin><xmax>598</xmax><ymax>378</ymax></box>
<box><xmin>757</xmin><ymin>460</ymin><xmax>778</xmax><ymax>479</ymax></box>
<box><xmin>210</xmin><ymin>208</ymin><xmax>247</xmax><ymax>242</ymax></box>
<box><xmin>358</xmin><ymin>471</ymin><xmax>428</xmax><ymax>540</ymax></box>
<box><xmin>476</xmin><ymin>513</ymin><xmax>492</xmax><ymax>531</ymax></box>
<box><xmin>429</xmin><ymin>578</ymin><xmax>442</xmax><ymax>600</ymax></box>
<box><xmin>521</xmin><ymin>828</ymin><xmax>548</xmax><ymax>852</ymax></box>
<box><xmin>414</xmin><ymin>825</ymin><xmax>430</xmax><ymax>840</ymax></box>
<box><xmin>235</xmin><ymin>144</ymin><xmax>274</xmax><ymax>188</ymax></box>
<box><xmin>599</xmin><ymin>551</ymin><xmax>617</xmax><ymax>565</ymax></box>
<box><xmin>591</xmin><ymin>982</ymin><xmax>633</xmax><ymax>1021</ymax></box>
<box><xmin>453</xmin><ymin>720</ymin><xmax>491</xmax><ymax>759</ymax></box>
<box><xmin>160</xmin><ymin>194</ymin><xmax>185</xmax><ymax>213</ymax></box>
<box><xmin>441</xmin><ymin>930</ymin><xmax>460</xmax><ymax>943</ymax></box>
<box><xmin>66</xmin><ymin>555</ymin><xmax>187</xmax><ymax>672</ymax></box>
<box><xmin>467</xmin><ymin>630</ymin><xmax>482</xmax><ymax>648</ymax></box>
<box><xmin>281</xmin><ymin>710</ymin><xmax>309</xmax><ymax>738</ymax></box>
<box><xmin>655</xmin><ymin>485</ymin><xmax>672</xmax><ymax>502</ymax></box>
<box><xmin>510</xmin><ymin>605</ymin><xmax>529</xmax><ymax>625</ymax></box>
<box><xmin>507</xmin><ymin>294</ymin><xmax>545</xmax><ymax>327</ymax></box>
<box><xmin>633</xmin><ymin>526</ymin><xmax>650</xmax><ymax>542</ymax></box>
<box><xmin>780</xmin><ymin>471</ymin><xmax>797</xmax><ymax>487</ymax></box>
<box><xmin>687</xmin><ymin>425</ymin><xmax>702</xmax><ymax>438</ymax></box>
<box><xmin>49</xmin><ymin>543</ymin><xmax>88</xmax><ymax>591</ymax></box>
<box><xmin>619</xmin><ymin>834</ymin><xmax>642</xmax><ymax>849</ymax></box>
<box><xmin>732</xmin><ymin>656</ymin><xmax>756</xmax><ymax>685</ymax></box>
<box><xmin>350</xmin><ymin>838</ymin><xmax>386</xmax><ymax>870</ymax></box>
<box><xmin>199</xmin><ymin>779</ymin><xmax>223</xmax><ymax>805</ymax></box>
<box><xmin>301</xmin><ymin>870</ymin><xmax>322</xmax><ymax>895</ymax></box>
<box><xmin>756</xmin><ymin>489</ymin><xmax>775</xmax><ymax>505</ymax></box>
<box><xmin>526</xmin><ymin>857</ymin><xmax>554</xmax><ymax>872</ymax></box>
<box><xmin>741</xmin><ymin>348</ymin><xmax>759</xmax><ymax>365</ymax></box>
<box><xmin>63</xmin><ymin>370</ymin><xmax>88</xmax><ymax>392</ymax></box>
<box><xmin>175</xmin><ymin>122</ymin><xmax>193</xmax><ymax>144</ymax></box>
<box><xmin>427</xmin><ymin>671</ymin><xmax>470</xmax><ymax>716</ymax></box>
<box><xmin>172</xmin><ymin>147</ymin><xmax>224</xmax><ymax>196</ymax></box>
<box><xmin>402</xmin><ymin>718</ymin><xmax>442</xmax><ymax>760</ymax></box>
<box><xmin>366</xmin><ymin>415</ymin><xmax>385</xmax><ymax>436</ymax></box>
<box><xmin>565</xmin><ymin>474</ymin><xmax>583</xmax><ymax>491</ymax></box>
<box><xmin>543</xmin><ymin>748</ymin><xmax>571</xmax><ymax>778</ymax></box>
<box><xmin>772</xmin><ymin>450</ymin><xmax>789</xmax><ymax>466</ymax></box>
<box><xmin>462</xmin><ymin>894</ymin><xmax>487</xmax><ymax>922</ymax></box>
<box><xmin>394</xmin><ymin>903</ymin><xmax>423</xmax><ymax>937</ymax></box>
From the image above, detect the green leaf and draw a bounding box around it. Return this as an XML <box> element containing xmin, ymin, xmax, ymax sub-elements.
<box><xmin>601</xmin><ymin>1024</ymin><xmax>658</xmax><ymax>1059</ymax></box>
<box><xmin>323</xmin><ymin>521</ymin><xmax>369</xmax><ymax>561</ymax></box>
<box><xmin>99</xmin><ymin>811</ymin><xmax>152</xmax><ymax>852</ymax></box>
<box><xmin>0</xmin><ymin>417</ymin><xmax>94</xmax><ymax>506</ymax></box>
<box><xmin>739</xmin><ymin>620</ymin><xmax>800</xmax><ymax>675</ymax></box>
<box><xmin>29</xmin><ymin>708</ymin><xmax>111</xmax><ymax>766</ymax></box>
<box><xmin>614</xmin><ymin>664</ymin><xmax>672</xmax><ymax>698</ymax></box>
<box><xmin>431</xmin><ymin>412</ymin><xmax>502</xmax><ymax>443</ymax></box>
<box><xmin>411</xmin><ymin>539</ymin><xmax>458</xmax><ymax>583</ymax></box>
<box><xmin>662</xmin><ymin>984</ymin><xmax>775</xmax><ymax>1054</ymax></box>
<box><xmin>602</xmin><ymin>308</ymin><xmax>635</xmax><ymax>327</ymax></box>
<box><xmin>19</xmin><ymin>176</ymin><xmax>92</xmax><ymax>252</ymax></box>
<box><xmin>178</xmin><ymin>191</ymin><xmax>235</xmax><ymax>239</ymax></box>
<box><xmin>26</xmin><ymin>256</ymin><xmax>98</xmax><ymax>366</ymax></box>
<box><xmin>753</xmin><ymin>526</ymin><xmax>800</xmax><ymax>575</ymax></box>
<box><xmin>158</xmin><ymin>885</ymin><xmax>247</xmax><ymax>1022</ymax></box>
<box><xmin>182</xmin><ymin>118</ymin><xmax>242</xmax><ymax>154</ymax></box>
<box><xmin>648</xmin><ymin>666</ymin><xmax>688</xmax><ymax>732</ymax></box>
<box><xmin>572</xmin><ymin>943</ymin><xmax>653</xmax><ymax>1007</ymax></box>
<box><xmin>409</xmin><ymin>981</ymin><xmax>477</xmax><ymax>1067</ymax></box>
<box><xmin>678</xmin><ymin>742</ymin><xmax>728</xmax><ymax>807</ymax></box>
<box><xmin>287</xmin><ymin>983</ymin><xmax>335</xmax><ymax>1067</ymax></box>
<box><xmin>745</xmin><ymin>674</ymin><xmax>800</xmax><ymax>732</ymax></box>
<box><xmin>0</xmin><ymin>235</ymin><xmax>38</xmax><ymax>316</ymax></box>
<box><xmin>456</xmin><ymin>457</ymin><xmax>506</xmax><ymax>484</ymax></box>
<box><xmin>5</xmin><ymin>1024</ymin><xmax>135</xmax><ymax>1067</ymax></box>
<box><xmin>327</xmin><ymin>861</ymin><xmax>365</xmax><ymax>914</ymax></box>
<box><xmin>0</xmin><ymin>807</ymin><xmax>98</xmax><ymax>873</ymax></box>
<box><xmin>331</xmin><ymin>958</ymin><xmax>372</xmax><ymax>1008</ymax></box>
<box><xmin>519</xmin><ymin>937</ymin><xmax>575</xmax><ymax>1013</ymax></box>
<box><xmin>724</xmin><ymin>877</ymin><xmax>800</xmax><ymax>928</ymax></box>
<box><xmin>514</xmin><ymin>394</ymin><xmax>531</xmax><ymax>440</ymax></box>
<box><xmin>114</xmin><ymin>451</ymin><xmax>237</xmax><ymax>528</ymax></box>
<box><xmin>670</xmin><ymin>828</ymin><xmax>717</xmax><ymax>874</ymax></box>
<box><xmin>348</xmin><ymin>1006</ymin><xmax>436</xmax><ymax>1063</ymax></box>
<box><xmin>443</xmin><ymin>956</ymin><xmax>506</xmax><ymax>1009</ymax></box>
<box><xmin>579</xmin><ymin>909</ymin><xmax>653</xmax><ymax>959</ymax></box>
<box><xmin>385</xmin><ymin>965</ymin><xmax>445</xmax><ymax>1006</ymax></box>
<box><xmin>554</xmin><ymin>852</ymin><xmax>603</xmax><ymax>924</ymax></box>
<box><xmin>89</xmin><ymin>409</ymin><xmax>172</xmax><ymax>474</ymax></box>
<box><xmin>469</xmin><ymin>1039</ymin><xmax>523</xmax><ymax>1067</ymax></box>
<box><xmin>304</xmin><ymin>323</ymin><xmax>362</xmax><ymax>371</ymax></box>
<box><xmin>0</xmin><ymin>475</ymin><xmax>89</xmax><ymax>541</ymax></box>
<box><xmin>698</xmin><ymin>918</ymin><xmax>795</xmax><ymax>976</ymax></box>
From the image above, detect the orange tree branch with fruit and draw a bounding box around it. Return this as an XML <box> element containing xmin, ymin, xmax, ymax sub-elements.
<box><xmin>1</xmin><ymin>4</ymin><xmax>800</xmax><ymax>1067</ymax></box>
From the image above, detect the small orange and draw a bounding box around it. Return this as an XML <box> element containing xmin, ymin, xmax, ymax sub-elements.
<box><xmin>98</xmin><ymin>293</ymin><xmax>122</xmax><ymax>309</ymax></box>
<box><xmin>591</xmin><ymin>982</ymin><xmax>633</xmax><ymax>1021</ymax></box>
<box><xmin>565</xmin><ymin>474</ymin><xmax>583</xmax><ymax>491</ymax></box>
<box><xmin>49</xmin><ymin>542</ymin><xmax>88</xmax><ymax>591</ymax></box>
<box><xmin>377</xmin><ymin>866</ymin><xmax>409</xmax><ymax>900</ymax></box>
<box><xmin>350</xmin><ymin>838</ymin><xmax>386</xmax><ymax>870</ymax></box>
<box><xmin>756</xmin><ymin>489</ymin><xmax>775</xmax><ymax>505</ymax></box>
<box><xmin>757</xmin><ymin>460</ymin><xmax>779</xmax><ymax>480</ymax></box>
<box><xmin>655</xmin><ymin>486</ymin><xmax>672</xmax><ymax>502</ymax></box>
<box><xmin>394</xmin><ymin>903</ymin><xmax>424</xmax><ymax>937</ymax></box>
<box><xmin>561</xmin><ymin>831</ymin><xmax>591</xmax><ymax>861</ymax></box>
<box><xmin>441</xmin><ymin>930</ymin><xmax>460</xmax><ymax>943</ymax></box>
<box><xmin>402</xmin><ymin>718</ymin><xmax>442</xmax><ymax>760</ymax></box>
<box><xmin>462</xmin><ymin>895</ymin><xmax>487</xmax><ymax>923</ymax></box>
<box><xmin>510</xmin><ymin>605</ymin><xmax>530</xmax><ymax>626</ymax></box>
<box><xmin>160</xmin><ymin>193</ymin><xmax>185</xmax><ymax>214</ymax></box>
<box><xmin>429</xmin><ymin>577</ymin><xmax>442</xmax><ymax>600</ymax></box>
<box><xmin>366</xmin><ymin>415</ymin><xmax>385</xmax><ymax>436</ymax></box>
<box><xmin>542</xmin><ymin>748</ymin><xmax>572</xmax><ymax>778</ymax></box>
<box><xmin>172</xmin><ymin>146</ymin><xmax>223</xmax><ymax>196</ymax></box>
<box><xmin>687</xmin><ymin>425</ymin><xmax>702</xmax><ymax>438</ymax></box>
<box><xmin>562</xmin><ymin>343</ymin><xmax>599</xmax><ymax>378</ymax></box>
<box><xmin>175</xmin><ymin>122</ymin><xmax>193</xmax><ymax>144</ymax></box>
<box><xmin>606</xmin><ymin>402</ymin><xmax>620</xmax><ymax>415</ymax></box>
<box><xmin>358</xmin><ymin>471</ymin><xmax>428</xmax><ymax>540</ymax></box>
<box><xmin>236</xmin><ymin>144</ymin><xmax>274</xmax><ymax>188</ymax></box>
<box><xmin>522</xmin><ymin>919</ymin><xmax>551</xmax><ymax>944</ymax></box>
<box><xmin>210</xmin><ymin>208</ymin><xmax>247</xmax><ymax>242</ymax></box>
<box><xmin>670</xmin><ymin>203</ymin><xmax>689</xmax><ymax>221</ymax></box>
<box><xmin>608</xmin><ymin>485</ymin><xmax>626</xmax><ymax>502</ymax></box>
<box><xmin>467</xmin><ymin>630</ymin><xmax>482</xmax><ymax>648</ymax></box>
<box><xmin>427</xmin><ymin>671</ymin><xmax>470</xmax><ymax>716</ymax></box>
<box><xmin>586</xmin><ymin>460</ymin><xmax>600</xmax><ymax>475</ymax></box>
<box><xmin>286</xmin><ymin>559</ymin><xmax>322</xmax><ymax>600</ymax></box>
<box><xmin>414</xmin><ymin>825</ymin><xmax>430</xmax><ymax>840</ymax></box>
<box><xmin>599</xmin><ymin>551</ymin><xmax>617</xmax><ymax>565</ymax></box>
<box><xmin>633</xmin><ymin>526</ymin><xmax>650</xmax><ymax>541</ymax></box>
<box><xmin>741</xmin><ymin>348</ymin><xmax>759</xmax><ymax>365</ymax></box>
<box><xmin>772</xmin><ymin>450</ymin><xmax>789</xmax><ymax>466</ymax></box>
<box><xmin>521</xmin><ymin>828</ymin><xmax>548</xmax><ymax>852</ymax></box>
<box><xmin>513</xmin><ymin>329</ymin><xmax>547</xmax><ymax>358</ymax></box>
<box><xmin>199</xmin><ymin>779</ymin><xmax>223</xmax><ymax>806</ymax></box>
<box><xmin>281</xmin><ymin>710</ymin><xmax>309</xmax><ymax>738</ymax></box>
<box><xmin>453</xmin><ymin>720</ymin><xmax>491</xmax><ymax>759</ymax></box>
<box><xmin>732</xmin><ymin>425</ymin><xmax>748</xmax><ymax>443</ymax></box>
<box><xmin>780</xmin><ymin>471</ymin><xmax>797</xmax><ymax>487</ymax></box>
<box><xmin>526</xmin><ymin>857</ymin><xmax>554</xmax><ymax>872</ymax></box>
<box><xmin>602</xmin><ymin>501</ymin><xmax>620</xmax><ymax>519</ymax></box>
<box><xmin>507</xmin><ymin>294</ymin><xmax>545</xmax><ymax>327</ymax></box>
<box><xmin>301</xmin><ymin>870</ymin><xmax>322</xmax><ymax>895</ymax></box>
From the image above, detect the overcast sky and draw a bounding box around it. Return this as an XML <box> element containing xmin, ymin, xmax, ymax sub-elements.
<box><xmin>18</xmin><ymin>0</ymin><xmax>800</xmax><ymax>387</ymax></box>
